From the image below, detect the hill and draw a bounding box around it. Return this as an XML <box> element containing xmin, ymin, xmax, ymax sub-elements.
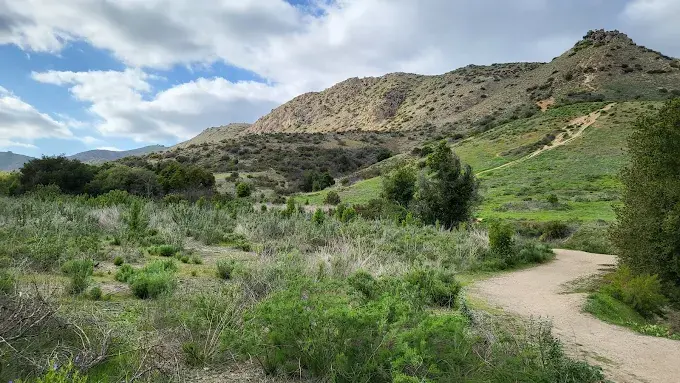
<box><xmin>68</xmin><ymin>145</ymin><xmax>166</xmax><ymax>164</ymax></box>
<box><xmin>247</xmin><ymin>30</ymin><xmax>680</xmax><ymax>135</ymax></box>
<box><xmin>0</xmin><ymin>151</ymin><xmax>34</xmax><ymax>171</ymax></box>
<box><xmin>173</xmin><ymin>123</ymin><xmax>251</xmax><ymax>149</ymax></box>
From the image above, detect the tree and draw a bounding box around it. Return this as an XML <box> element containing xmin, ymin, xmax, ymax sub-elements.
<box><xmin>324</xmin><ymin>191</ymin><xmax>341</xmax><ymax>205</ymax></box>
<box><xmin>610</xmin><ymin>99</ymin><xmax>680</xmax><ymax>292</ymax></box>
<box><xmin>382</xmin><ymin>166</ymin><xmax>417</xmax><ymax>207</ymax></box>
<box><xmin>19</xmin><ymin>156</ymin><xmax>97</xmax><ymax>195</ymax></box>
<box><xmin>301</xmin><ymin>170</ymin><xmax>335</xmax><ymax>192</ymax></box>
<box><xmin>412</xmin><ymin>141</ymin><xmax>478</xmax><ymax>228</ymax></box>
<box><xmin>86</xmin><ymin>165</ymin><xmax>160</xmax><ymax>197</ymax></box>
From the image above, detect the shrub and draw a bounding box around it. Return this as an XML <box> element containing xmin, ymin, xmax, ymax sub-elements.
<box><xmin>89</xmin><ymin>286</ymin><xmax>103</xmax><ymax>301</ymax></box>
<box><xmin>130</xmin><ymin>270</ymin><xmax>176</xmax><ymax>299</ymax></box>
<box><xmin>19</xmin><ymin>156</ymin><xmax>97</xmax><ymax>195</ymax></box>
<box><xmin>148</xmin><ymin>245</ymin><xmax>178</xmax><ymax>257</ymax></box>
<box><xmin>0</xmin><ymin>270</ymin><xmax>16</xmax><ymax>294</ymax></box>
<box><xmin>340</xmin><ymin>206</ymin><xmax>357</xmax><ymax>223</ymax></box>
<box><xmin>405</xmin><ymin>268</ymin><xmax>461</xmax><ymax>308</ymax></box>
<box><xmin>489</xmin><ymin>221</ymin><xmax>514</xmax><ymax>259</ymax></box>
<box><xmin>217</xmin><ymin>259</ymin><xmax>238</xmax><ymax>280</ymax></box>
<box><xmin>348</xmin><ymin>270</ymin><xmax>379</xmax><ymax>299</ymax></box>
<box><xmin>323</xmin><ymin>191</ymin><xmax>341</xmax><ymax>205</ymax></box>
<box><xmin>382</xmin><ymin>166</ymin><xmax>417</xmax><ymax>207</ymax></box>
<box><xmin>223</xmin><ymin>233</ymin><xmax>252</xmax><ymax>251</ymax></box>
<box><xmin>115</xmin><ymin>264</ymin><xmax>135</xmax><ymax>283</ymax></box>
<box><xmin>517</xmin><ymin>241</ymin><xmax>554</xmax><ymax>264</ymax></box>
<box><xmin>61</xmin><ymin>259</ymin><xmax>94</xmax><ymax>295</ymax></box>
<box><xmin>540</xmin><ymin>221</ymin><xmax>571</xmax><ymax>240</ymax></box>
<box><xmin>235</xmin><ymin>182</ymin><xmax>253</xmax><ymax>198</ymax></box>
<box><xmin>312</xmin><ymin>208</ymin><xmax>325</xmax><ymax>225</ymax></box>
<box><xmin>603</xmin><ymin>266</ymin><xmax>667</xmax><ymax>316</ymax></box>
<box><xmin>30</xmin><ymin>362</ymin><xmax>88</xmax><ymax>383</ymax></box>
<box><xmin>191</xmin><ymin>255</ymin><xmax>203</xmax><ymax>265</ymax></box>
<box><xmin>113</xmin><ymin>256</ymin><xmax>125</xmax><ymax>266</ymax></box>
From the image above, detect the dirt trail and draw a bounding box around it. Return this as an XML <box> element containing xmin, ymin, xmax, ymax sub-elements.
<box><xmin>470</xmin><ymin>249</ymin><xmax>680</xmax><ymax>383</ymax></box>
<box><xmin>476</xmin><ymin>103</ymin><xmax>615</xmax><ymax>176</ymax></box>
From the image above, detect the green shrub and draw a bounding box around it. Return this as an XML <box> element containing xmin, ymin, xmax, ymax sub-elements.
<box><xmin>546</xmin><ymin>194</ymin><xmax>559</xmax><ymax>205</ymax></box>
<box><xmin>27</xmin><ymin>362</ymin><xmax>89</xmax><ymax>383</ymax></box>
<box><xmin>348</xmin><ymin>270</ymin><xmax>379</xmax><ymax>299</ymax></box>
<box><xmin>113</xmin><ymin>256</ymin><xmax>124</xmax><ymax>266</ymax></box>
<box><xmin>182</xmin><ymin>342</ymin><xmax>205</xmax><ymax>367</ymax></box>
<box><xmin>0</xmin><ymin>270</ymin><xmax>16</xmax><ymax>294</ymax></box>
<box><xmin>312</xmin><ymin>208</ymin><xmax>325</xmax><ymax>225</ymax></box>
<box><xmin>540</xmin><ymin>221</ymin><xmax>571</xmax><ymax>240</ymax></box>
<box><xmin>323</xmin><ymin>191</ymin><xmax>341</xmax><ymax>205</ymax></box>
<box><xmin>61</xmin><ymin>259</ymin><xmax>94</xmax><ymax>295</ymax></box>
<box><xmin>603</xmin><ymin>266</ymin><xmax>667</xmax><ymax>316</ymax></box>
<box><xmin>191</xmin><ymin>255</ymin><xmax>203</xmax><ymax>265</ymax></box>
<box><xmin>180</xmin><ymin>255</ymin><xmax>190</xmax><ymax>264</ymax></box>
<box><xmin>340</xmin><ymin>206</ymin><xmax>357</xmax><ymax>223</ymax></box>
<box><xmin>130</xmin><ymin>271</ymin><xmax>176</xmax><ymax>299</ymax></box>
<box><xmin>489</xmin><ymin>221</ymin><xmax>514</xmax><ymax>259</ymax></box>
<box><xmin>216</xmin><ymin>259</ymin><xmax>238</xmax><ymax>280</ymax></box>
<box><xmin>517</xmin><ymin>241</ymin><xmax>554</xmax><ymax>264</ymax></box>
<box><xmin>405</xmin><ymin>268</ymin><xmax>461</xmax><ymax>308</ymax></box>
<box><xmin>88</xmin><ymin>286</ymin><xmax>103</xmax><ymax>301</ymax></box>
<box><xmin>223</xmin><ymin>233</ymin><xmax>251</xmax><ymax>251</ymax></box>
<box><xmin>148</xmin><ymin>244</ymin><xmax>178</xmax><ymax>257</ymax></box>
<box><xmin>115</xmin><ymin>264</ymin><xmax>135</xmax><ymax>283</ymax></box>
<box><xmin>235</xmin><ymin>182</ymin><xmax>253</xmax><ymax>198</ymax></box>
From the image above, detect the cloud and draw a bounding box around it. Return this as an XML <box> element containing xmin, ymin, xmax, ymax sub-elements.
<box><xmin>3</xmin><ymin>0</ymin><xmax>680</xmax><ymax>146</ymax></box>
<box><xmin>96</xmin><ymin>146</ymin><xmax>122</xmax><ymax>151</ymax></box>
<box><xmin>0</xmin><ymin>86</ymin><xmax>73</xmax><ymax>149</ymax></box>
<box><xmin>32</xmin><ymin>69</ymin><xmax>290</xmax><ymax>142</ymax></box>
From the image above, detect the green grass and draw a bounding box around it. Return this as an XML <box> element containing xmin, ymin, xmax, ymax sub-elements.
<box><xmin>302</xmin><ymin>176</ymin><xmax>382</xmax><ymax>205</ymax></box>
<box><xmin>585</xmin><ymin>292</ymin><xmax>647</xmax><ymax>327</ymax></box>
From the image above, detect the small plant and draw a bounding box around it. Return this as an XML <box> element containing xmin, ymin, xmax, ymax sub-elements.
<box><xmin>191</xmin><ymin>255</ymin><xmax>203</xmax><ymax>265</ymax></box>
<box><xmin>489</xmin><ymin>221</ymin><xmax>515</xmax><ymax>260</ymax></box>
<box><xmin>260</xmin><ymin>204</ymin><xmax>267</xmax><ymax>212</ymax></box>
<box><xmin>61</xmin><ymin>259</ymin><xmax>94</xmax><ymax>295</ymax></box>
<box><xmin>89</xmin><ymin>286</ymin><xmax>103</xmax><ymax>301</ymax></box>
<box><xmin>180</xmin><ymin>255</ymin><xmax>191</xmax><ymax>264</ymax></box>
<box><xmin>235</xmin><ymin>182</ymin><xmax>253</xmax><ymax>198</ymax></box>
<box><xmin>312</xmin><ymin>208</ymin><xmax>325</xmax><ymax>225</ymax></box>
<box><xmin>324</xmin><ymin>191</ymin><xmax>341</xmax><ymax>205</ymax></box>
<box><xmin>148</xmin><ymin>245</ymin><xmax>178</xmax><ymax>257</ymax></box>
<box><xmin>113</xmin><ymin>256</ymin><xmax>125</xmax><ymax>266</ymax></box>
<box><xmin>182</xmin><ymin>342</ymin><xmax>206</xmax><ymax>367</ymax></box>
<box><xmin>603</xmin><ymin>266</ymin><xmax>667</xmax><ymax>316</ymax></box>
<box><xmin>217</xmin><ymin>259</ymin><xmax>238</xmax><ymax>280</ymax></box>
<box><xmin>130</xmin><ymin>272</ymin><xmax>176</xmax><ymax>299</ymax></box>
<box><xmin>547</xmin><ymin>194</ymin><xmax>559</xmax><ymax>205</ymax></box>
<box><xmin>191</xmin><ymin>270</ymin><xmax>198</xmax><ymax>277</ymax></box>
<box><xmin>115</xmin><ymin>264</ymin><xmax>135</xmax><ymax>283</ymax></box>
<box><xmin>405</xmin><ymin>268</ymin><xmax>461</xmax><ymax>308</ymax></box>
<box><xmin>0</xmin><ymin>270</ymin><xmax>16</xmax><ymax>294</ymax></box>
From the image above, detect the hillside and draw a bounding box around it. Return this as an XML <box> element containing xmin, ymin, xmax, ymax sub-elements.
<box><xmin>0</xmin><ymin>151</ymin><xmax>34</xmax><ymax>171</ymax></box>
<box><xmin>247</xmin><ymin>30</ymin><xmax>680</xmax><ymax>135</ymax></box>
<box><xmin>173</xmin><ymin>123</ymin><xmax>251</xmax><ymax>149</ymax></box>
<box><xmin>68</xmin><ymin>145</ymin><xmax>166</xmax><ymax>164</ymax></box>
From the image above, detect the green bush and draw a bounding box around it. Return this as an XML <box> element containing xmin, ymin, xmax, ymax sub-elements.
<box><xmin>235</xmin><ymin>182</ymin><xmax>253</xmax><ymax>198</ymax></box>
<box><xmin>516</xmin><ymin>242</ymin><xmax>554</xmax><ymax>264</ymax></box>
<box><xmin>88</xmin><ymin>286</ymin><xmax>103</xmax><ymax>301</ymax></box>
<box><xmin>405</xmin><ymin>268</ymin><xmax>461</xmax><ymax>308</ymax></box>
<box><xmin>312</xmin><ymin>208</ymin><xmax>325</xmax><ymax>225</ymax></box>
<box><xmin>148</xmin><ymin>244</ymin><xmax>178</xmax><ymax>257</ymax></box>
<box><xmin>113</xmin><ymin>256</ymin><xmax>125</xmax><ymax>266</ymax></box>
<box><xmin>323</xmin><ymin>191</ymin><xmax>341</xmax><ymax>205</ymax></box>
<box><xmin>0</xmin><ymin>270</ymin><xmax>16</xmax><ymax>294</ymax></box>
<box><xmin>115</xmin><ymin>264</ymin><xmax>135</xmax><ymax>283</ymax></box>
<box><xmin>61</xmin><ymin>259</ymin><xmax>94</xmax><ymax>295</ymax></box>
<box><xmin>603</xmin><ymin>266</ymin><xmax>667</xmax><ymax>316</ymax></box>
<box><xmin>489</xmin><ymin>221</ymin><xmax>514</xmax><ymax>259</ymax></box>
<box><xmin>540</xmin><ymin>221</ymin><xmax>571</xmax><ymax>240</ymax></box>
<box><xmin>130</xmin><ymin>271</ymin><xmax>176</xmax><ymax>299</ymax></box>
<box><xmin>28</xmin><ymin>362</ymin><xmax>88</xmax><ymax>383</ymax></box>
<box><xmin>223</xmin><ymin>233</ymin><xmax>251</xmax><ymax>251</ymax></box>
<box><xmin>216</xmin><ymin>259</ymin><xmax>238</xmax><ymax>280</ymax></box>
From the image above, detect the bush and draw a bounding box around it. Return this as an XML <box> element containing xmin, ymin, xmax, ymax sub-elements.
<box><xmin>540</xmin><ymin>221</ymin><xmax>571</xmax><ymax>240</ymax></box>
<box><xmin>235</xmin><ymin>182</ymin><xmax>253</xmax><ymax>198</ymax></box>
<box><xmin>148</xmin><ymin>245</ymin><xmax>178</xmax><ymax>257</ymax></box>
<box><xmin>547</xmin><ymin>194</ymin><xmax>559</xmax><ymax>205</ymax></box>
<box><xmin>603</xmin><ymin>266</ymin><xmax>667</xmax><ymax>316</ymax></box>
<box><xmin>340</xmin><ymin>206</ymin><xmax>357</xmax><ymax>223</ymax></box>
<box><xmin>113</xmin><ymin>256</ymin><xmax>125</xmax><ymax>266</ymax></box>
<box><xmin>312</xmin><ymin>208</ymin><xmax>325</xmax><ymax>225</ymax></box>
<box><xmin>89</xmin><ymin>286</ymin><xmax>103</xmax><ymax>301</ymax></box>
<box><xmin>61</xmin><ymin>259</ymin><xmax>94</xmax><ymax>295</ymax></box>
<box><xmin>130</xmin><ymin>270</ymin><xmax>176</xmax><ymax>299</ymax></box>
<box><xmin>19</xmin><ymin>156</ymin><xmax>97</xmax><ymax>195</ymax></box>
<box><xmin>382</xmin><ymin>166</ymin><xmax>417</xmax><ymax>207</ymax></box>
<box><xmin>216</xmin><ymin>259</ymin><xmax>238</xmax><ymax>280</ymax></box>
<box><xmin>30</xmin><ymin>362</ymin><xmax>88</xmax><ymax>383</ymax></box>
<box><xmin>115</xmin><ymin>264</ymin><xmax>135</xmax><ymax>283</ymax></box>
<box><xmin>405</xmin><ymin>268</ymin><xmax>461</xmax><ymax>308</ymax></box>
<box><xmin>489</xmin><ymin>221</ymin><xmax>514</xmax><ymax>259</ymax></box>
<box><xmin>323</xmin><ymin>191</ymin><xmax>341</xmax><ymax>205</ymax></box>
<box><xmin>0</xmin><ymin>270</ymin><xmax>16</xmax><ymax>294</ymax></box>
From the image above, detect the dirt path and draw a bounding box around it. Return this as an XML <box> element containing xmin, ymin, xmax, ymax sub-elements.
<box><xmin>476</xmin><ymin>103</ymin><xmax>615</xmax><ymax>176</ymax></box>
<box><xmin>470</xmin><ymin>249</ymin><xmax>680</xmax><ymax>383</ymax></box>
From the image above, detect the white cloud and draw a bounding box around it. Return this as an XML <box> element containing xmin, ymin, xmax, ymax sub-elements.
<box><xmin>2</xmin><ymin>0</ymin><xmax>680</xmax><ymax>145</ymax></box>
<box><xmin>96</xmin><ymin>146</ymin><xmax>122</xmax><ymax>151</ymax></box>
<box><xmin>32</xmin><ymin>69</ymin><xmax>290</xmax><ymax>142</ymax></box>
<box><xmin>0</xmin><ymin>86</ymin><xmax>73</xmax><ymax>149</ymax></box>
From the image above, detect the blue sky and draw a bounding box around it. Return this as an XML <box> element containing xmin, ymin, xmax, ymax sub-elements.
<box><xmin>0</xmin><ymin>0</ymin><xmax>678</xmax><ymax>157</ymax></box>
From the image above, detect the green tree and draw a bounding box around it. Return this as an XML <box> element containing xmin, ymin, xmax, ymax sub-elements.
<box><xmin>86</xmin><ymin>165</ymin><xmax>160</xmax><ymax>197</ymax></box>
<box><xmin>235</xmin><ymin>182</ymin><xmax>253</xmax><ymax>198</ymax></box>
<box><xmin>382</xmin><ymin>166</ymin><xmax>417</xmax><ymax>207</ymax></box>
<box><xmin>413</xmin><ymin>141</ymin><xmax>478</xmax><ymax>228</ymax></box>
<box><xmin>19</xmin><ymin>156</ymin><xmax>97</xmax><ymax>194</ymax></box>
<box><xmin>610</xmin><ymin>99</ymin><xmax>680</xmax><ymax>293</ymax></box>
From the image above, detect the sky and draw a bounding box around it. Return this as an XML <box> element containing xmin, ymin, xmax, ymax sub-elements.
<box><xmin>0</xmin><ymin>0</ymin><xmax>679</xmax><ymax>157</ymax></box>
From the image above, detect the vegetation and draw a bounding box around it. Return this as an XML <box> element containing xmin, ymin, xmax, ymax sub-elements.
<box><xmin>611</xmin><ymin>99</ymin><xmax>680</xmax><ymax>296</ymax></box>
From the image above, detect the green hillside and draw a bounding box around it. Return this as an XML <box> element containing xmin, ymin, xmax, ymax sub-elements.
<box><xmin>303</xmin><ymin>101</ymin><xmax>656</xmax><ymax>222</ymax></box>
